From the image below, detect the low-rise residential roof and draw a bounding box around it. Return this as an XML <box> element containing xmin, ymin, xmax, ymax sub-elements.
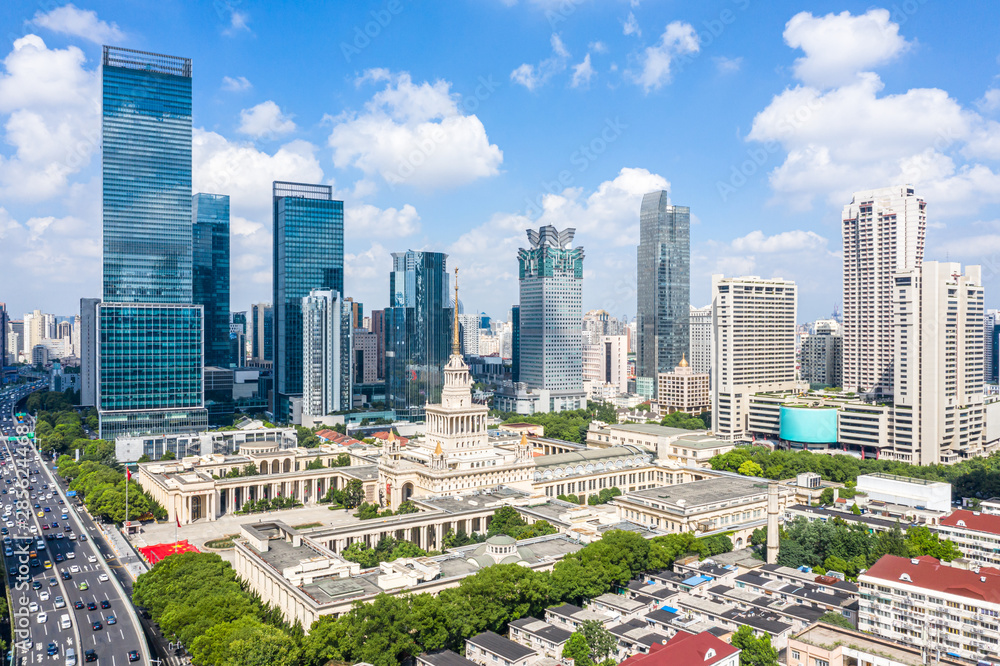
<box><xmin>619</xmin><ymin>631</ymin><xmax>738</xmax><ymax>666</ymax></box>
<box><xmin>863</xmin><ymin>555</ymin><xmax>1000</xmax><ymax>604</ymax></box>
<box><xmin>940</xmin><ymin>509</ymin><xmax>1000</xmax><ymax>534</ymax></box>
<box><xmin>467</xmin><ymin>631</ymin><xmax>537</xmax><ymax>662</ymax></box>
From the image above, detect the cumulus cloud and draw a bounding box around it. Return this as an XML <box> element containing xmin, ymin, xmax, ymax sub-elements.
<box><xmin>731</xmin><ymin>229</ymin><xmax>827</xmax><ymax>253</ymax></box>
<box><xmin>714</xmin><ymin>56</ymin><xmax>742</xmax><ymax>74</ymax></box>
<box><xmin>631</xmin><ymin>21</ymin><xmax>699</xmax><ymax>92</ymax></box>
<box><xmin>345</xmin><ymin>203</ymin><xmax>421</xmax><ymax>238</ymax></box>
<box><xmin>222</xmin><ymin>9</ymin><xmax>251</xmax><ymax>36</ymax></box>
<box><xmin>783</xmin><ymin>9</ymin><xmax>912</xmax><ymax>88</ymax></box>
<box><xmin>979</xmin><ymin>89</ymin><xmax>1000</xmax><ymax>114</ymax></box>
<box><xmin>222</xmin><ymin>76</ymin><xmax>252</xmax><ymax>92</ymax></box>
<box><xmin>510</xmin><ymin>34</ymin><xmax>570</xmax><ymax>91</ymax></box>
<box><xmin>623</xmin><ymin>12</ymin><xmax>640</xmax><ymax>37</ymax></box>
<box><xmin>237</xmin><ymin>101</ymin><xmax>296</xmax><ymax>138</ymax></box>
<box><xmin>571</xmin><ymin>54</ymin><xmax>595</xmax><ymax>89</ymax></box>
<box><xmin>327</xmin><ymin>70</ymin><xmax>503</xmax><ymax>189</ymax></box>
<box><xmin>0</xmin><ymin>35</ymin><xmax>99</xmax><ymax>202</ymax></box>
<box><xmin>30</xmin><ymin>4</ymin><xmax>124</xmax><ymax>44</ymax></box>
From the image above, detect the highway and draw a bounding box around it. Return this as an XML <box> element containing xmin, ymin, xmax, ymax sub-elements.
<box><xmin>1</xmin><ymin>386</ymin><xmax>148</xmax><ymax>666</ymax></box>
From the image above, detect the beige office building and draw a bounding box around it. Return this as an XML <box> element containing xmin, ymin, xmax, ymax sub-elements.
<box><xmin>657</xmin><ymin>355</ymin><xmax>709</xmax><ymax>415</ymax></box>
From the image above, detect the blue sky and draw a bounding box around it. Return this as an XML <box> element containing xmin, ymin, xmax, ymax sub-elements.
<box><xmin>2</xmin><ymin>0</ymin><xmax>1000</xmax><ymax>325</ymax></box>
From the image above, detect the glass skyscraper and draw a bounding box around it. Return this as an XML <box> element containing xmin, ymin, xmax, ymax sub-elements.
<box><xmin>251</xmin><ymin>303</ymin><xmax>274</xmax><ymax>363</ymax></box>
<box><xmin>517</xmin><ymin>226</ymin><xmax>586</xmax><ymax>412</ymax></box>
<box><xmin>636</xmin><ymin>190</ymin><xmax>690</xmax><ymax>386</ymax></box>
<box><xmin>192</xmin><ymin>193</ymin><xmax>231</xmax><ymax>368</ymax></box>
<box><xmin>272</xmin><ymin>182</ymin><xmax>344</xmax><ymax>421</ymax></box>
<box><xmin>98</xmin><ymin>46</ymin><xmax>206</xmax><ymax>439</ymax></box>
<box><xmin>384</xmin><ymin>251</ymin><xmax>452</xmax><ymax>421</ymax></box>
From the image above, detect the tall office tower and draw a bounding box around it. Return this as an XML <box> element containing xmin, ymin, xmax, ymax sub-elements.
<box><xmin>57</xmin><ymin>321</ymin><xmax>71</xmax><ymax>341</ymax></box>
<box><xmin>97</xmin><ymin>46</ymin><xmax>206</xmax><ymax>440</ymax></box>
<box><xmin>583</xmin><ymin>309</ymin><xmax>613</xmax><ymax>339</ymax></box>
<box><xmin>892</xmin><ymin>262</ymin><xmax>984</xmax><ymax>465</ymax></box>
<box><xmin>229</xmin><ymin>312</ymin><xmax>247</xmax><ymax>368</ymax></box>
<box><xmin>250</xmin><ymin>303</ymin><xmax>274</xmax><ymax>363</ymax></box>
<box><xmin>370</xmin><ymin>309</ymin><xmax>386</xmax><ymax>381</ymax></box>
<box><xmin>353</xmin><ymin>329</ymin><xmax>378</xmax><ymax>384</ymax></box>
<box><xmin>689</xmin><ymin>305</ymin><xmax>712</xmax><ymax>376</ymax></box>
<box><xmin>583</xmin><ymin>335</ymin><xmax>629</xmax><ymax>395</ymax></box>
<box><xmin>345</xmin><ymin>298</ymin><xmax>364</xmax><ymax>330</ymax></box>
<box><xmin>23</xmin><ymin>310</ymin><xmax>46</xmax><ymax>357</ymax></box>
<box><xmin>8</xmin><ymin>320</ymin><xmax>23</xmax><ymax>363</ymax></box>
<box><xmin>272</xmin><ymin>181</ymin><xmax>344</xmax><ymax>421</ymax></box>
<box><xmin>985</xmin><ymin>309</ymin><xmax>1000</xmax><ymax>384</ymax></box>
<box><xmin>44</xmin><ymin>314</ymin><xmax>57</xmax><ymax>340</ymax></box>
<box><xmin>0</xmin><ymin>303</ymin><xmax>6</xmax><ymax>366</ymax></box>
<box><xmin>518</xmin><ymin>226</ymin><xmax>586</xmax><ymax>412</ymax></box>
<box><xmin>800</xmin><ymin>319</ymin><xmax>844</xmax><ymax>387</ymax></box>
<box><xmin>457</xmin><ymin>313</ymin><xmax>482</xmax><ymax>356</ymax></box>
<box><xmin>79</xmin><ymin>298</ymin><xmax>100</xmax><ymax>407</ymax></box>
<box><xmin>384</xmin><ymin>251</ymin><xmax>452</xmax><ymax>421</ymax></box>
<box><xmin>842</xmin><ymin>185</ymin><xmax>926</xmax><ymax>397</ymax></box>
<box><xmin>511</xmin><ymin>305</ymin><xmax>520</xmax><ymax>382</ymax></box>
<box><xmin>71</xmin><ymin>315</ymin><xmax>81</xmax><ymax>358</ymax></box>
<box><xmin>637</xmin><ymin>190</ymin><xmax>690</xmax><ymax>388</ymax></box>
<box><xmin>712</xmin><ymin>275</ymin><xmax>801</xmax><ymax>441</ymax></box>
<box><xmin>301</xmin><ymin>289</ymin><xmax>353</xmax><ymax>419</ymax></box>
<box><xmin>192</xmin><ymin>193</ymin><xmax>231</xmax><ymax>368</ymax></box>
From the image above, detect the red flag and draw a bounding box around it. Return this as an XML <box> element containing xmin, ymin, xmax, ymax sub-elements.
<box><xmin>176</xmin><ymin>515</ymin><xmax>181</xmax><ymax>529</ymax></box>
<box><xmin>126</xmin><ymin>468</ymin><xmax>131</xmax><ymax>481</ymax></box>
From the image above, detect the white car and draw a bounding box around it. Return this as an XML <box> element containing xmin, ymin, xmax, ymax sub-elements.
<box><xmin>97</xmin><ymin>573</ymin><xmax>108</xmax><ymax>582</ymax></box>
<box><xmin>87</xmin><ymin>556</ymin><xmax>96</xmax><ymax>563</ymax></box>
<box><xmin>65</xmin><ymin>552</ymin><xmax>75</xmax><ymax>560</ymax></box>
<box><xmin>39</xmin><ymin>591</ymin><xmax>49</xmax><ymax>601</ymax></box>
<box><xmin>28</xmin><ymin>602</ymin><xmax>38</xmax><ymax>612</ymax></box>
<box><xmin>69</xmin><ymin>566</ymin><xmax>80</xmax><ymax>573</ymax></box>
<box><xmin>36</xmin><ymin>612</ymin><xmax>47</xmax><ymax>624</ymax></box>
<box><xmin>28</xmin><ymin>526</ymin><xmax>36</xmax><ymax>534</ymax></box>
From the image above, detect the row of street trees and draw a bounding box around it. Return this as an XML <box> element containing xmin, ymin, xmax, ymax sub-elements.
<box><xmin>57</xmin><ymin>454</ymin><xmax>167</xmax><ymax>522</ymax></box>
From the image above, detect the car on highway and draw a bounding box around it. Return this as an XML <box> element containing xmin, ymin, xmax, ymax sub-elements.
<box><xmin>69</xmin><ymin>565</ymin><xmax>80</xmax><ymax>573</ymax></box>
<box><xmin>97</xmin><ymin>573</ymin><xmax>108</xmax><ymax>583</ymax></box>
<box><xmin>47</xmin><ymin>643</ymin><xmax>58</xmax><ymax>656</ymax></box>
<box><xmin>74</xmin><ymin>600</ymin><xmax>84</xmax><ymax>609</ymax></box>
<box><xmin>86</xmin><ymin>602</ymin><xmax>96</xmax><ymax>611</ymax></box>
<box><xmin>92</xmin><ymin>621</ymin><xmax>102</xmax><ymax>631</ymax></box>
<box><xmin>87</xmin><ymin>555</ymin><xmax>97</xmax><ymax>563</ymax></box>
<box><xmin>54</xmin><ymin>596</ymin><xmax>65</xmax><ymax>609</ymax></box>
<box><xmin>28</xmin><ymin>602</ymin><xmax>38</xmax><ymax>612</ymax></box>
<box><xmin>78</xmin><ymin>581</ymin><xmax>88</xmax><ymax>591</ymax></box>
<box><xmin>100</xmin><ymin>600</ymin><xmax>110</xmax><ymax>609</ymax></box>
<box><xmin>106</xmin><ymin>615</ymin><xmax>116</xmax><ymax>625</ymax></box>
<box><xmin>39</xmin><ymin>590</ymin><xmax>49</xmax><ymax>601</ymax></box>
<box><xmin>85</xmin><ymin>651</ymin><xmax>98</xmax><ymax>663</ymax></box>
<box><xmin>36</xmin><ymin>612</ymin><xmax>47</xmax><ymax>623</ymax></box>
<box><xmin>48</xmin><ymin>577</ymin><xmax>57</xmax><ymax>586</ymax></box>
<box><xmin>127</xmin><ymin>650</ymin><xmax>139</xmax><ymax>662</ymax></box>
<box><xmin>61</xmin><ymin>571</ymin><xmax>71</xmax><ymax>580</ymax></box>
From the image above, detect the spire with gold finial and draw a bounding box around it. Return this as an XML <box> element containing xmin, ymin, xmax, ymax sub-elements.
<box><xmin>452</xmin><ymin>266</ymin><xmax>461</xmax><ymax>356</ymax></box>
<box><xmin>679</xmin><ymin>353</ymin><xmax>688</xmax><ymax>368</ymax></box>
<box><xmin>434</xmin><ymin>441</ymin><xmax>443</xmax><ymax>456</ymax></box>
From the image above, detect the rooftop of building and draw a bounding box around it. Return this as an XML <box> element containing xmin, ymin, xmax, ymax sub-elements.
<box><xmin>534</xmin><ymin>445</ymin><xmax>649</xmax><ymax>470</ymax></box>
<box><xmin>418</xmin><ymin>650</ymin><xmax>479</xmax><ymax>666</ymax></box>
<box><xmin>620</xmin><ymin>477</ymin><xmax>771</xmax><ymax>511</ymax></box>
<box><xmin>940</xmin><ymin>509</ymin><xmax>1000</xmax><ymax>534</ymax></box>
<box><xmin>507</xmin><ymin>617</ymin><xmax>572</xmax><ymax>643</ymax></box>
<box><xmin>467</xmin><ymin>631</ymin><xmax>537</xmax><ymax>661</ymax></box>
<box><xmin>790</xmin><ymin>623</ymin><xmax>968</xmax><ymax>665</ymax></box>
<box><xmin>858</xmin><ymin>472</ymin><xmax>950</xmax><ymax>487</ymax></box>
<box><xmin>863</xmin><ymin>555</ymin><xmax>1000</xmax><ymax>604</ymax></box>
<box><xmin>669</xmin><ymin>433</ymin><xmax>732</xmax><ymax>449</ymax></box>
<box><xmin>601</xmin><ymin>423</ymin><xmax>707</xmax><ymax>438</ymax></box>
<box><xmin>619</xmin><ymin>631</ymin><xmax>738</xmax><ymax>666</ymax></box>
<box><xmin>785</xmin><ymin>504</ymin><xmax>902</xmax><ymax>531</ymax></box>
<box><xmin>414</xmin><ymin>487</ymin><xmax>534</xmax><ymax>514</ymax></box>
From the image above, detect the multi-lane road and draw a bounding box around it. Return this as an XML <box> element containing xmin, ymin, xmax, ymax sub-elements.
<box><xmin>1</xmin><ymin>389</ymin><xmax>149</xmax><ymax>666</ymax></box>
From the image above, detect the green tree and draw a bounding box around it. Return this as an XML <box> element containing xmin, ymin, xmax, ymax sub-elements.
<box><xmin>905</xmin><ymin>525</ymin><xmax>962</xmax><ymax>561</ymax></box>
<box><xmin>660</xmin><ymin>411</ymin><xmax>707</xmax><ymax>430</ymax></box>
<box><xmin>562</xmin><ymin>632</ymin><xmax>594</xmax><ymax>666</ymax></box>
<box><xmin>344</xmin><ymin>479</ymin><xmax>365</xmax><ymax>508</ymax></box>
<box><xmin>302</xmin><ymin>595</ymin><xmax>417</xmax><ymax>666</ymax></box>
<box><xmin>160</xmin><ymin>450</ymin><xmax>176</xmax><ymax>461</ymax></box>
<box><xmin>737</xmin><ymin>460</ymin><xmax>764</xmax><ymax>477</ymax></box>
<box><xmin>304</xmin><ymin>458</ymin><xmax>324</xmax><ymax>471</ymax></box>
<box><xmin>334</xmin><ymin>452</ymin><xmax>351</xmax><ymax>467</ymax></box>
<box><xmin>731</xmin><ymin>625</ymin><xmax>779</xmax><ymax>666</ymax></box>
<box><xmin>487</xmin><ymin>506</ymin><xmax>527</xmax><ymax>537</ymax></box>
<box><xmin>818</xmin><ymin>487</ymin><xmax>835</xmax><ymax>506</ymax></box>
<box><xmin>579</xmin><ymin>620</ymin><xmax>617</xmax><ymax>663</ymax></box>
<box><xmin>818</xmin><ymin>611</ymin><xmax>854</xmax><ymax>629</ymax></box>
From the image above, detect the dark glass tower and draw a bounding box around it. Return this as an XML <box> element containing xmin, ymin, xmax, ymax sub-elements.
<box><xmin>510</xmin><ymin>305</ymin><xmax>520</xmax><ymax>383</ymax></box>
<box><xmin>272</xmin><ymin>182</ymin><xmax>344</xmax><ymax>421</ymax></box>
<box><xmin>636</xmin><ymin>190</ymin><xmax>690</xmax><ymax>385</ymax></box>
<box><xmin>251</xmin><ymin>303</ymin><xmax>274</xmax><ymax>363</ymax></box>
<box><xmin>192</xmin><ymin>193</ymin><xmax>230</xmax><ymax>368</ymax></box>
<box><xmin>98</xmin><ymin>46</ymin><xmax>206</xmax><ymax>440</ymax></box>
<box><xmin>384</xmin><ymin>251</ymin><xmax>452</xmax><ymax>421</ymax></box>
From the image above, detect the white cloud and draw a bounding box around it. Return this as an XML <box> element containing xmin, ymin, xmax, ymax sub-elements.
<box><xmin>731</xmin><ymin>229</ymin><xmax>827</xmax><ymax>253</ymax></box>
<box><xmin>0</xmin><ymin>35</ymin><xmax>99</xmax><ymax>202</ymax></box>
<box><xmin>237</xmin><ymin>101</ymin><xmax>296</xmax><ymax>138</ymax></box>
<box><xmin>222</xmin><ymin>76</ymin><xmax>252</xmax><ymax>92</ymax></box>
<box><xmin>623</xmin><ymin>12</ymin><xmax>640</xmax><ymax>37</ymax></box>
<box><xmin>979</xmin><ymin>89</ymin><xmax>1000</xmax><ymax>114</ymax></box>
<box><xmin>223</xmin><ymin>10</ymin><xmax>251</xmax><ymax>36</ymax></box>
<box><xmin>631</xmin><ymin>21</ymin><xmax>699</xmax><ymax>92</ymax></box>
<box><xmin>589</xmin><ymin>41</ymin><xmax>608</xmax><ymax>54</ymax></box>
<box><xmin>783</xmin><ymin>9</ymin><xmax>912</xmax><ymax>88</ymax></box>
<box><xmin>714</xmin><ymin>56</ymin><xmax>742</xmax><ymax>74</ymax></box>
<box><xmin>510</xmin><ymin>34</ymin><xmax>570</xmax><ymax>91</ymax></box>
<box><xmin>345</xmin><ymin>203</ymin><xmax>421</xmax><ymax>237</ymax></box>
<box><xmin>571</xmin><ymin>54</ymin><xmax>595</xmax><ymax>89</ymax></box>
<box><xmin>30</xmin><ymin>4</ymin><xmax>124</xmax><ymax>44</ymax></box>
<box><xmin>327</xmin><ymin>70</ymin><xmax>503</xmax><ymax>189</ymax></box>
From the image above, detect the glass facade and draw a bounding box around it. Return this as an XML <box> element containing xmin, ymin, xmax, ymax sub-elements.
<box><xmin>273</xmin><ymin>182</ymin><xmax>344</xmax><ymax>419</ymax></box>
<box><xmin>102</xmin><ymin>46</ymin><xmax>193</xmax><ymax>304</ymax></box>
<box><xmin>511</xmin><ymin>305</ymin><xmax>520</xmax><ymax>383</ymax></box>
<box><xmin>192</xmin><ymin>193</ymin><xmax>230</xmax><ymax>368</ymax></box>
<box><xmin>385</xmin><ymin>251</ymin><xmax>452</xmax><ymax>421</ymax></box>
<box><xmin>517</xmin><ymin>226</ymin><xmax>585</xmax><ymax>411</ymax></box>
<box><xmin>637</xmin><ymin>190</ymin><xmax>690</xmax><ymax>383</ymax></box>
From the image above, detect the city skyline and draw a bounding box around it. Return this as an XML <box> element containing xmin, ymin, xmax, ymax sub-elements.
<box><xmin>2</xmin><ymin>2</ymin><xmax>999</xmax><ymax>322</ymax></box>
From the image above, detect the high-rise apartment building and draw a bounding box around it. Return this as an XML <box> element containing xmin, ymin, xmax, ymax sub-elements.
<box><xmin>385</xmin><ymin>251</ymin><xmax>452</xmax><ymax>421</ymax></box>
<box><xmin>842</xmin><ymin>185</ymin><xmax>926</xmax><ymax>397</ymax></box>
<box><xmin>301</xmin><ymin>289</ymin><xmax>352</xmax><ymax>419</ymax></box>
<box><xmin>689</xmin><ymin>305</ymin><xmax>712</xmax><ymax>376</ymax></box>
<box><xmin>79</xmin><ymin>298</ymin><xmax>100</xmax><ymax>407</ymax></box>
<box><xmin>457</xmin><ymin>313</ymin><xmax>482</xmax><ymax>356</ymax></box>
<box><xmin>518</xmin><ymin>226</ymin><xmax>586</xmax><ymax>412</ymax></box>
<box><xmin>7</xmin><ymin>320</ymin><xmax>23</xmax><ymax>364</ymax></box>
<box><xmin>272</xmin><ymin>181</ymin><xmax>344</xmax><ymax>421</ymax></box>
<box><xmin>892</xmin><ymin>262</ymin><xmax>984</xmax><ymax>465</ymax></box>
<box><xmin>98</xmin><ymin>46</ymin><xmax>206</xmax><ymax>439</ymax></box>
<box><xmin>801</xmin><ymin>319</ymin><xmax>843</xmax><ymax>387</ymax></box>
<box><xmin>23</xmin><ymin>310</ymin><xmax>47</xmax><ymax>358</ymax></box>
<box><xmin>712</xmin><ymin>275</ymin><xmax>801</xmax><ymax>441</ymax></box>
<box><xmin>192</xmin><ymin>193</ymin><xmax>231</xmax><ymax>369</ymax></box>
<box><xmin>637</xmin><ymin>190</ymin><xmax>690</xmax><ymax>385</ymax></box>
<box><xmin>250</xmin><ymin>303</ymin><xmax>274</xmax><ymax>364</ymax></box>
<box><xmin>353</xmin><ymin>329</ymin><xmax>378</xmax><ymax>384</ymax></box>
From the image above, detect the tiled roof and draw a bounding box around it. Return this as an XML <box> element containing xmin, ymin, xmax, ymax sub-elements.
<box><xmin>619</xmin><ymin>631</ymin><xmax>739</xmax><ymax>666</ymax></box>
<box><xmin>940</xmin><ymin>510</ymin><xmax>1000</xmax><ymax>535</ymax></box>
<box><xmin>863</xmin><ymin>555</ymin><xmax>1000</xmax><ymax>604</ymax></box>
